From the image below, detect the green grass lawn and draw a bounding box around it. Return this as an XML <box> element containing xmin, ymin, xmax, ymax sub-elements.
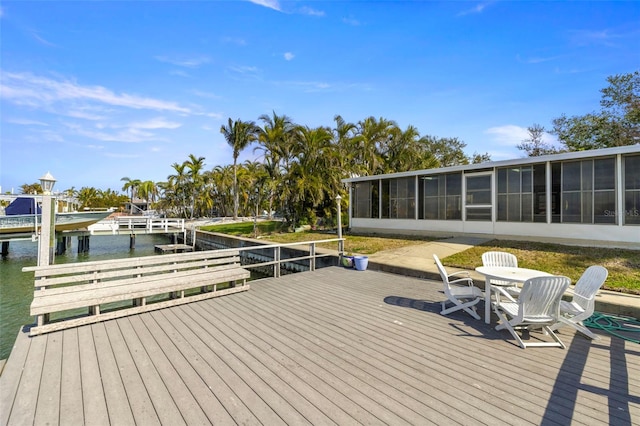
<box><xmin>198</xmin><ymin>221</ymin><xmax>640</xmax><ymax>294</ymax></box>
<box><xmin>443</xmin><ymin>240</ymin><xmax>640</xmax><ymax>294</ymax></box>
<box><xmin>199</xmin><ymin>220</ymin><xmax>286</xmax><ymax>236</ymax></box>
<box><xmin>199</xmin><ymin>220</ymin><xmax>434</xmax><ymax>253</ymax></box>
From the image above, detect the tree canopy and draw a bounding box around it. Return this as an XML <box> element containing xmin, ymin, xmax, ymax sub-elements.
<box><xmin>153</xmin><ymin>113</ymin><xmax>490</xmax><ymax>227</ymax></box>
<box><xmin>21</xmin><ymin>112</ymin><xmax>491</xmax><ymax>226</ymax></box>
<box><xmin>551</xmin><ymin>70</ymin><xmax>639</xmax><ymax>151</ymax></box>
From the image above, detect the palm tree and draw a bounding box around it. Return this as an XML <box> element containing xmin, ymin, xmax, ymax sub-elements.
<box><xmin>383</xmin><ymin>125</ymin><xmax>438</xmax><ymax>173</ymax></box>
<box><xmin>19</xmin><ymin>183</ymin><xmax>43</xmax><ymax>195</ymax></box>
<box><xmin>220</xmin><ymin>118</ymin><xmax>259</xmax><ymax>220</ymax></box>
<box><xmin>185</xmin><ymin>154</ymin><xmax>206</xmax><ymax>218</ymax></box>
<box><xmin>355</xmin><ymin>116</ymin><xmax>398</xmax><ymax>175</ymax></box>
<box><xmin>120</xmin><ymin>177</ymin><xmax>141</xmax><ymax>214</ymax></box>
<box><xmin>167</xmin><ymin>162</ymin><xmax>190</xmax><ymax>218</ymax></box>
<box><xmin>243</xmin><ymin>160</ymin><xmax>269</xmax><ymax>218</ymax></box>
<box><xmin>137</xmin><ymin>180</ymin><xmax>158</xmax><ymax>212</ymax></box>
<box><xmin>333</xmin><ymin>115</ymin><xmax>359</xmax><ymax>174</ymax></box>
<box><xmin>77</xmin><ymin>187</ymin><xmax>100</xmax><ymax>209</ymax></box>
<box><xmin>208</xmin><ymin>165</ymin><xmax>235</xmax><ymax>217</ymax></box>
<box><xmin>254</xmin><ymin>111</ymin><xmax>296</xmax><ymax>219</ymax></box>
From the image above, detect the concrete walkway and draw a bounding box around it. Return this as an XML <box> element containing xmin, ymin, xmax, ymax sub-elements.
<box><xmin>364</xmin><ymin>236</ymin><xmax>640</xmax><ymax>320</ymax></box>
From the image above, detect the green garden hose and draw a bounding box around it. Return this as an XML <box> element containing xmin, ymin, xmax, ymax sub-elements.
<box><xmin>584</xmin><ymin>312</ymin><xmax>640</xmax><ymax>344</ymax></box>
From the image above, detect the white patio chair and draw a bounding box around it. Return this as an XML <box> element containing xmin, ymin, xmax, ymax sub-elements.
<box><xmin>433</xmin><ymin>254</ymin><xmax>483</xmax><ymax>320</ymax></box>
<box><xmin>482</xmin><ymin>251</ymin><xmax>521</xmax><ymax>297</ymax></box>
<box><xmin>495</xmin><ymin>275</ymin><xmax>571</xmax><ymax>349</ymax></box>
<box><xmin>549</xmin><ymin>265</ymin><xmax>608</xmax><ymax>340</ymax></box>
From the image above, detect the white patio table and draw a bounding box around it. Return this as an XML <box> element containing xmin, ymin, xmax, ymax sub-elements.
<box><xmin>475</xmin><ymin>266</ymin><xmax>552</xmax><ymax>324</ymax></box>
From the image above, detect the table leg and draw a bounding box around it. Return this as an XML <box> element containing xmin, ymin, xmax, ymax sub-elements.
<box><xmin>485</xmin><ymin>283</ymin><xmax>491</xmax><ymax>324</ymax></box>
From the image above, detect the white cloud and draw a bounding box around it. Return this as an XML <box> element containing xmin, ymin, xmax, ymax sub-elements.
<box><xmin>485</xmin><ymin>124</ymin><xmax>557</xmax><ymax>147</ymax></box>
<box><xmin>104</xmin><ymin>152</ymin><xmax>142</xmax><ymax>159</ymax></box>
<box><xmin>457</xmin><ymin>2</ymin><xmax>492</xmax><ymax>17</ymax></box>
<box><xmin>59</xmin><ymin>117</ymin><xmax>180</xmax><ymax>143</ymax></box>
<box><xmin>485</xmin><ymin>125</ymin><xmax>529</xmax><ymax>146</ymax></box>
<box><xmin>29</xmin><ymin>30</ymin><xmax>57</xmax><ymax>47</ymax></box>
<box><xmin>227</xmin><ymin>65</ymin><xmax>261</xmax><ymax>81</ymax></box>
<box><xmin>71</xmin><ymin>125</ymin><xmax>157</xmax><ymax>143</ymax></box>
<box><xmin>202</xmin><ymin>112</ymin><xmax>223</xmax><ymax>119</ymax></box>
<box><xmin>7</xmin><ymin>118</ymin><xmax>49</xmax><ymax>126</ymax></box>
<box><xmin>274</xmin><ymin>80</ymin><xmax>331</xmax><ymax>92</ymax></box>
<box><xmin>128</xmin><ymin>118</ymin><xmax>182</xmax><ymax>130</ymax></box>
<box><xmin>567</xmin><ymin>28</ymin><xmax>631</xmax><ymax>48</ymax></box>
<box><xmin>248</xmin><ymin>0</ymin><xmax>281</xmax><ymax>12</ymax></box>
<box><xmin>284</xmin><ymin>52</ymin><xmax>295</xmax><ymax>61</ymax></box>
<box><xmin>298</xmin><ymin>6</ymin><xmax>325</xmax><ymax>17</ymax></box>
<box><xmin>169</xmin><ymin>70</ymin><xmax>192</xmax><ymax>78</ymax></box>
<box><xmin>342</xmin><ymin>17</ymin><xmax>360</xmax><ymax>26</ymax></box>
<box><xmin>0</xmin><ymin>71</ymin><xmax>192</xmax><ymax>113</ymax></box>
<box><xmin>155</xmin><ymin>55</ymin><xmax>211</xmax><ymax>68</ymax></box>
<box><xmin>37</xmin><ymin>129</ymin><xmax>65</xmax><ymax>143</ymax></box>
<box><xmin>221</xmin><ymin>36</ymin><xmax>247</xmax><ymax>46</ymax></box>
<box><xmin>66</xmin><ymin>109</ymin><xmax>106</xmax><ymax>121</ymax></box>
<box><xmin>228</xmin><ymin>65</ymin><xmax>259</xmax><ymax>74</ymax></box>
<box><xmin>516</xmin><ymin>54</ymin><xmax>562</xmax><ymax>64</ymax></box>
<box><xmin>273</xmin><ymin>80</ymin><xmax>372</xmax><ymax>93</ymax></box>
<box><xmin>191</xmin><ymin>90</ymin><xmax>222</xmax><ymax>100</ymax></box>
<box><xmin>85</xmin><ymin>144</ymin><xmax>105</xmax><ymax>150</ymax></box>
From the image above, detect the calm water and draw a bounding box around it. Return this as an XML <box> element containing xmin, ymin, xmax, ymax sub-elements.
<box><xmin>0</xmin><ymin>234</ymin><xmax>171</xmax><ymax>360</ymax></box>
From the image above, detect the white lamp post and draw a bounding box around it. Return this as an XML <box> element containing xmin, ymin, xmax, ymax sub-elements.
<box><xmin>253</xmin><ymin>187</ymin><xmax>259</xmax><ymax>238</ymax></box>
<box><xmin>39</xmin><ymin>172</ymin><xmax>57</xmax><ymax>195</ymax></box>
<box><xmin>38</xmin><ymin>172</ymin><xmax>57</xmax><ymax>266</ymax></box>
<box><xmin>336</xmin><ymin>194</ymin><xmax>343</xmax><ymax>256</ymax></box>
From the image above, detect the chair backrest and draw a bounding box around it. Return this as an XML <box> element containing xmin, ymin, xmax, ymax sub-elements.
<box><xmin>518</xmin><ymin>275</ymin><xmax>571</xmax><ymax>320</ymax></box>
<box><xmin>482</xmin><ymin>251</ymin><xmax>518</xmax><ymax>268</ymax></box>
<box><xmin>572</xmin><ymin>266</ymin><xmax>608</xmax><ymax>313</ymax></box>
<box><xmin>433</xmin><ymin>254</ymin><xmax>449</xmax><ymax>286</ymax></box>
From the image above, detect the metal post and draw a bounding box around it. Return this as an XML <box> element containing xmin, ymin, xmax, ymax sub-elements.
<box><xmin>336</xmin><ymin>194</ymin><xmax>343</xmax><ymax>257</ymax></box>
<box><xmin>253</xmin><ymin>188</ymin><xmax>259</xmax><ymax>238</ymax></box>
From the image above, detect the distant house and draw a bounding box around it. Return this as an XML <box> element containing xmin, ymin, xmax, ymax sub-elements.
<box><xmin>342</xmin><ymin>145</ymin><xmax>640</xmax><ymax>248</ymax></box>
<box><xmin>124</xmin><ymin>197</ymin><xmax>150</xmax><ymax>214</ymax></box>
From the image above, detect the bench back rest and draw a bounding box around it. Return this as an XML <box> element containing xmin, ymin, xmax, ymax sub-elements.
<box><xmin>23</xmin><ymin>248</ymin><xmax>242</xmax><ymax>290</ymax></box>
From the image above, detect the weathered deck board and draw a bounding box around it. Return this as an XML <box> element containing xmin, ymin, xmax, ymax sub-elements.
<box><xmin>1</xmin><ymin>267</ymin><xmax>638</xmax><ymax>425</ymax></box>
<box><xmin>34</xmin><ymin>331</ymin><xmax>62</xmax><ymax>424</ymax></box>
<box><xmin>117</xmin><ymin>317</ymin><xmax>188</xmax><ymax>425</ymax></box>
<box><xmin>59</xmin><ymin>329</ymin><xmax>84</xmax><ymax>425</ymax></box>
<box><xmin>267</xmin><ymin>269</ymin><xmax>634</xmax><ymax>424</ymax></box>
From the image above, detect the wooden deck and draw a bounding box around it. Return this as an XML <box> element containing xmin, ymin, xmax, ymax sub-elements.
<box><xmin>1</xmin><ymin>267</ymin><xmax>638</xmax><ymax>425</ymax></box>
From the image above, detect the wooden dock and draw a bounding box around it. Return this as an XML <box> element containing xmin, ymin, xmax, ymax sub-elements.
<box><xmin>154</xmin><ymin>243</ymin><xmax>194</xmax><ymax>253</ymax></box>
<box><xmin>1</xmin><ymin>267</ymin><xmax>638</xmax><ymax>425</ymax></box>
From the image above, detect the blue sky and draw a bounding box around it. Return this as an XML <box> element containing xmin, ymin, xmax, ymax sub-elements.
<box><xmin>1</xmin><ymin>1</ymin><xmax>638</xmax><ymax>193</ymax></box>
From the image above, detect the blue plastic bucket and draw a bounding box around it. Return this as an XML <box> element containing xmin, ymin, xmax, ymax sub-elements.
<box><xmin>353</xmin><ymin>256</ymin><xmax>368</xmax><ymax>271</ymax></box>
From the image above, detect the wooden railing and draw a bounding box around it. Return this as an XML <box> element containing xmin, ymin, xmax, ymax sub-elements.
<box><xmin>232</xmin><ymin>238</ymin><xmax>345</xmax><ymax>277</ymax></box>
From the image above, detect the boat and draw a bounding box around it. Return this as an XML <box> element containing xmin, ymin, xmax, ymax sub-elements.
<box><xmin>0</xmin><ymin>197</ymin><xmax>113</xmax><ymax>235</ymax></box>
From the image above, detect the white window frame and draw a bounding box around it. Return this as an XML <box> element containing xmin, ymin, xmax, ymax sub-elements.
<box><xmin>463</xmin><ymin>171</ymin><xmax>494</xmax><ymax>222</ymax></box>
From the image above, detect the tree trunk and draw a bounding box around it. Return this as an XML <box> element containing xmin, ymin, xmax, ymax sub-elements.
<box><xmin>233</xmin><ymin>160</ymin><xmax>239</xmax><ymax>221</ymax></box>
